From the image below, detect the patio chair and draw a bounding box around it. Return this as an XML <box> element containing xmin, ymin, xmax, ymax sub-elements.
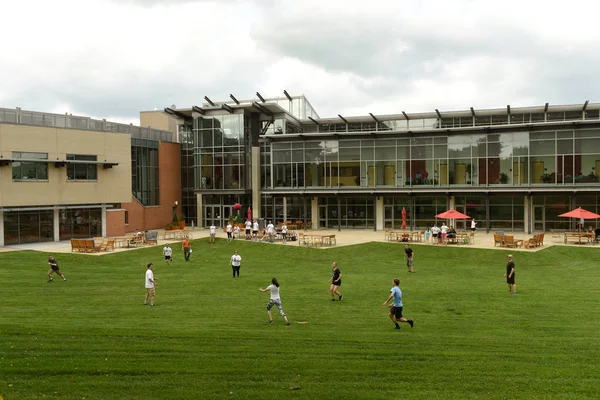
<box><xmin>493</xmin><ymin>234</ymin><xmax>504</xmax><ymax>247</ymax></box>
<box><xmin>469</xmin><ymin>231</ymin><xmax>475</xmax><ymax>244</ymax></box>
<box><xmin>523</xmin><ymin>237</ymin><xmax>536</xmax><ymax>249</ymax></box>
<box><xmin>145</xmin><ymin>231</ymin><xmax>158</xmax><ymax>245</ymax></box>
<box><xmin>504</xmin><ymin>235</ymin><xmax>523</xmax><ymax>248</ymax></box>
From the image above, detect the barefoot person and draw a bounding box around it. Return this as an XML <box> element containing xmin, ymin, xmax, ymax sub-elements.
<box><xmin>504</xmin><ymin>254</ymin><xmax>516</xmax><ymax>295</ymax></box>
<box><xmin>328</xmin><ymin>261</ymin><xmax>343</xmax><ymax>301</ymax></box>
<box><xmin>259</xmin><ymin>278</ymin><xmax>290</xmax><ymax>325</ymax></box>
<box><xmin>383</xmin><ymin>278</ymin><xmax>414</xmax><ymax>330</ymax></box>
<box><xmin>229</xmin><ymin>250</ymin><xmax>242</xmax><ymax>278</ymax></box>
<box><xmin>47</xmin><ymin>256</ymin><xmax>66</xmax><ymax>282</ymax></box>
<box><xmin>144</xmin><ymin>263</ymin><xmax>157</xmax><ymax>306</ymax></box>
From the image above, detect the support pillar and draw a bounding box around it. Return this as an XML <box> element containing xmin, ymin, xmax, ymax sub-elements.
<box><xmin>196</xmin><ymin>193</ymin><xmax>203</xmax><ymax>228</ymax></box>
<box><xmin>485</xmin><ymin>196</ymin><xmax>491</xmax><ymax>234</ymax></box>
<box><xmin>311</xmin><ymin>196</ymin><xmax>318</xmax><ymax>229</ymax></box>
<box><xmin>337</xmin><ymin>196</ymin><xmax>341</xmax><ymax>232</ymax></box>
<box><xmin>101</xmin><ymin>205</ymin><xmax>107</xmax><ymax>238</ymax></box>
<box><xmin>53</xmin><ymin>208</ymin><xmax>60</xmax><ymax>242</ymax></box>
<box><xmin>0</xmin><ymin>209</ymin><xmax>4</xmax><ymax>247</ymax></box>
<box><xmin>375</xmin><ymin>196</ymin><xmax>384</xmax><ymax>231</ymax></box>
<box><xmin>251</xmin><ymin>146</ymin><xmax>261</xmax><ymax>220</ymax></box>
<box><xmin>449</xmin><ymin>195</ymin><xmax>456</xmax><ymax>209</ymax></box>
<box><xmin>524</xmin><ymin>195</ymin><xmax>530</xmax><ymax>234</ymax></box>
<box><xmin>303</xmin><ymin>196</ymin><xmax>308</xmax><ymax>231</ymax></box>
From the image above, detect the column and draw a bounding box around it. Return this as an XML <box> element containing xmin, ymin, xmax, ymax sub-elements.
<box><xmin>524</xmin><ymin>196</ymin><xmax>530</xmax><ymax>234</ymax></box>
<box><xmin>196</xmin><ymin>193</ymin><xmax>203</xmax><ymax>228</ymax></box>
<box><xmin>251</xmin><ymin>146</ymin><xmax>261</xmax><ymax>220</ymax></box>
<box><xmin>485</xmin><ymin>196</ymin><xmax>491</xmax><ymax>233</ymax></box>
<box><xmin>53</xmin><ymin>208</ymin><xmax>60</xmax><ymax>242</ymax></box>
<box><xmin>101</xmin><ymin>204</ymin><xmax>107</xmax><ymax>237</ymax></box>
<box><xmin>449</xmin><ymin>195</ymin><xmax>456</xmax><ymax>209</ymax></box>
<box><xmin>311</xmin><ymin>196</ymin><xmax>318</xmax><ymax>229</ymax></box>
<box><xmin>0</xmin><ymin>209</ymin><xmax>4</xmax><ymax>247</ymax></box>
<box><xmin>375</xmin><ymin>196</ymin><xmax>384</xmax><ymax>231</ymax></box>
<box><xmin>337</xmin><ymin>196</ymin><xmax>341</xmax><ymax>232</ymax></box>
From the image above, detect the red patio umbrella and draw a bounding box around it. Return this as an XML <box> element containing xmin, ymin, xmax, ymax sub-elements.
<box><xmin>401</xmin><ymin>207</ymin><xmax>407</xmax><ymax>229</ymax></box>
<box><xmin>558</xmin><ymin>207</ymin><xmax>600</xmax><ymax>219</ymax></box>
<box><xmin>247</xmin><ymin>207</ymin><xmax>252</xmax><ymax>222</ymax></box>
<box><xmin>436</xmin><ymin>209</ymin><xmax>471</xmax><ymax>220</ymax></box>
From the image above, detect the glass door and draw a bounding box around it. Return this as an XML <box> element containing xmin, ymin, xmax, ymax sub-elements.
<box><xmin>384</xmin><ymin>205</ymin><xmax>393</xmax><ymax>228</ymax></box>
<box><xmin>533</xmin><ymin>205</ymin><xmax>544</xmax><ymax>232</ymax></box>
<box><xmin>455</xmin><ymin>205</ymin><xmax>468</xmax><ymax>231</ymax></box>
<box><xmin>204</xmin><ymin>206</ymin><xmax>218</xmax><ymax>228</ymax></box>
<box><xmin>318</xmin><ymin>205</ymin><xmax>327</xmax><ymax>228</ymax></box>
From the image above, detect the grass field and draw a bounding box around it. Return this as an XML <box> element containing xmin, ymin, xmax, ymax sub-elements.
<box><xmin>1</xmin><ymin>239</ymin><xmax>599</xmax><ymax>399</ymax></box>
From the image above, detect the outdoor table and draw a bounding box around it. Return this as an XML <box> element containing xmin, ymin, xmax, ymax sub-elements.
<box><xmin>301</xmin><ymin>233</ymin><xmax>330</xmax><ymax>246</ymax></box>
<box><xmin>564</xmin><ymin>232</ymin><xmax>594</xmax><ymax>244</ymax></box>
<box><xmin>114</xmin><ymin>236</ymin><xmax>136</xmax><ymax>248</ymax></box>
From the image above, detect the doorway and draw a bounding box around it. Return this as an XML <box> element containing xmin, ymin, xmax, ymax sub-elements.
<box><xmin>455</xmin><ymin>205</ymin><xmax>468</xmax><ymax>231</ymax></box>
<box><xmin>205</xmin><ymin>206</ymin><xmax>221</xmax><ymax>228</ymax></box>
<box><xmin>533</xmin><ymin>205</ymin><xmax>544</xmax><ymax>232</ymax></box>
<box><xmin>318</xmin><ymin>205</ymin><xmax>328</xmax><ymax>228</ymax></box>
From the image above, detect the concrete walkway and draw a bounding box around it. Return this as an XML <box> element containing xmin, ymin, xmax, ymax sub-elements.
<box><xmin>0</xmin><ymin>228</ymin><xmax>594</xmax><ymax>254</ymax></box>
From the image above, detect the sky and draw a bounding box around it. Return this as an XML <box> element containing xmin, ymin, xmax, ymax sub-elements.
<box><xmin>1</xmin><ymin>0</ymin><xmax>600</xmax><ymax>124</ymax></box>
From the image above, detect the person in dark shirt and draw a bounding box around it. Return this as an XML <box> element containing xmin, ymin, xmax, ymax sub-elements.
<box><xmin>328</xmin><ymin>262</ymin><xmax>343</xmax><ymax>301</ymax></box>
<box><xmin>504</xmin><ymin>254</ymin><xmax>516</xmax><ymax>295</ymax></box>
<box><xmin>404</xmin><ymin>244</ymin><xmax>414</xmax><ymax>273</ymax></box>
<box><xmin>47</xmin><ymin>255</ymin><xmax>66</xmax><ymax>283</ymax></box>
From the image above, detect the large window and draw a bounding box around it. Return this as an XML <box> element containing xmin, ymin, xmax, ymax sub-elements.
<box><xmin>3</xmin><ymin>209</ymin><xmax>54</xmax><ymax>245</ymax></box>
<box><xmin>131</xmin><ymin>139</ymin><xmax>159</xmax><ymax>206</ymax></box>
<box><xmin>67</xmin><ymin>154</ymin><xmax>97</xmax><ymax>180</ymax></box>
<box><xmin>12</xmin><ymin>152</ymin><xmax>48</xmax><ymax>180</ymax></box>
<box><xmin>58</xmin><ymin>208</ymin><xmax>102</xmax><ymax>240</ymax></box>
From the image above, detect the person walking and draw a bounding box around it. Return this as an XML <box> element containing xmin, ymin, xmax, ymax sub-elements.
<box><xmin>404</xmin><ymin>244</ymin><xmax>415</xmax><ymax>273</ymax></box>
<box><xmin>504</xmin><ymin>254</ymin><xmax>516</xmax><ymax>295</ymax></box>
<box><xmin>266</xmin><ymin>221</ymin><xmax>275</xmax><ymax>243</ymax></box>
<box><xmin>245</xmin><ymin>219</ymin><xmax>252</xmax><ymax>240</ymax></box>
<box><xmin>230</xmin><ymin>250</ymin><xmax>242</xmax><ymax>278</ymax></box>
<box><xmin>144</xmin><ymin>263</ymin><xmax>158</xmax><ymax>306</ymax></box>
<box><xmin>259</xmin><ymin>277</ymin><xmax>291</xmax><ymax>325</ymax></box>
<box><xmin>471</xmin><ymin>219</ymin><xmax>477</xmax><ymax>232</ymax></box>
<box><xmin>328</xmin><ymin>262</ymin><xmax>343</xmax><ymax>301</ymax></box>
<box><xmin>252</xmin><ymin>219</ymin><xmax>259</xmax><ymax>241</ymax></box>
<box><xmin>182</xmin><ymin>238</ymin><xmax>191</xmax><ymax>261</ymax></box>
<box><xmin>226</xmin><ymin>221</ymin><xmax>233</xmax><ymax>242</ymax></box>
<box><xmin>209</xmin><ymin>224</ymin><xmax>216</xmax><ymax>244</ymax></box>
<box><xmin>47</xmin><ymin>255</ymin><xmax>66</xmax><ymax>282</ymax></box>
<box><xmin>163</xmin><ymin>243</ymin><xmax>173</xmax><ymax>266</ymax></box>
<box><xmin>382</xmin><ymin>278</ymin><xmax>414</xmax><ymax>330</ymax></box>
<box><xmin>281</xmin><ymin>223</ymin><xmax>288</xmax><ymax>244</ymax></box>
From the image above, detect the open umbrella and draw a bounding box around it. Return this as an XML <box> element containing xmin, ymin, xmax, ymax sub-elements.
<box><xmin>558</xmin><ymin>207</ymin><xmax>600</xmax><ymax>219</ymax></box>
<box><xmin>401</xmin><ymin>207</ymin><xmax>407</xmax><ymax>229</ymax></box>
<box><xmin>436</xmin><ymin>209</ymin><xmax>471</xmax><ymax>220</ymax></box>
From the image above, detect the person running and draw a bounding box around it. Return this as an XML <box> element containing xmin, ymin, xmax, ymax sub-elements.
<box><xmin>182</xmin><ymin>238</ymin><xmax>191</xmax><ymax>261</ymax></box>
<box><xmin>245</xmin><ymin>219</ymin><xmax>252</xmax><ymax>240</ymax></box>
<box><xmin>229</xmin><ymin>250</ymin><xmax>242</xmax><ymax>278</ymax></box>
<box><xmin>328</xmin><ymin>262</ymin><xmax>343</xmax><ymax>301</ymax></box>
<box><xmin>209</xmin><ymin>224</ymin><xmax>216</xmax><ymax>244</ymax></box>
<box><xmin>259</xmin><ymin>277</ymin><xmax>291</xmax><ymax>325</ymax></box>
<box><xmin>252</xmin><ymin>219</ymin><xmax>259</xmax><ymax>241</ymax></box>
<box><xmin>226</xmin><ymin>221</ymin><xmax>233</xmax><ymax>242</ymax></box>
<box><xmin>144</xmin><ymin>263</ymin><xmax>158</xmax><ymax>306</ymax></box>
<box><xmin>281</xmin><ymin>223</ymin><xmax>288</xmax><ymax>244</ymax></box>
<box><xmin>233</xmin><ymin>224</ymin><xmax>240</xmax><ymax>239</ymax></box>
<box><xmin>382</xmin><ymin>278</ymin><xmax>414</xmax><ymax>330</ymax></box>
<box><xmin>266</xmin><ymin>221</ymin><xmax>275</xmax><ymax>243</ymax></box>
<box><xmin>404</xmin><ymin>244</ymin><xmax>414</xmax><ymax>273</ymax></box>
<box><xmin>163</xmin><ymin>243</ymin><xmax>173</xmax><ymax>265</ymax></box>
<box><xmin>47</xmin><ymin>255</ymin><xmax>66</xmax><ymax>282</ymax></box>
<box><xmin>504</xmin><ymin>254</ymin><xmax>516</xmax><ymax>295</ymax></box>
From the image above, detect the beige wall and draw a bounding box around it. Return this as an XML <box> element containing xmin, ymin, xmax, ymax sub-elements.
<box><xmin>139</xmin><ymin>111</ymin><xmax>178</xmax><ymax>135</ymax></box>
<box><xmin>0</xmin><ymin>123</ymin><xmax>132</xmax><ymax>207</ymax></box>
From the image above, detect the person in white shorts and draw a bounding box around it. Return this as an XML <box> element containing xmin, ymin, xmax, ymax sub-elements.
<box><xmin>266</xmin><ymin>221</ymin><xmax>275</xmax><ymax>243</ymax></box>
<box><xmin>259</xmin><ymin>277</ymin><xmax>290</xmax><ymax>325</ymax></box>
<box><xmin>144</xmin><ymin>263</ymin><xmax>158</xmax><ymax>306</ymax></box>
<box><xmin>163</xmin><ymin>243</ymin><xmax>173</xmax><ymax>266</ymax></box>
<box><xmin>210</xmin><ymin>224</ymin><xmax>216</xmax><ymax>244</ymax></box>
<box><xmin>281</xmin><ymin>223</ymin><xmax>288</xmax><ymax>243</ymax></box>
<box><xmin>440</xmin><ymin>223</ymin><xmax>449</xmax><ymax>246</ymax></box>
<box><xmin>252</xmin><ymin>220</ymin><xmax>259</xmax><ymax>241</ymax></box>
<box><xmin>245</xmin><ymin>219</ymin><xmax>252</xmax><ymax>240</ymax></box>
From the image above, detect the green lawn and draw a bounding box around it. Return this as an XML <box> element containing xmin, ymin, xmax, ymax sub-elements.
<box><xmin>1</xmin><ymin>240</ymin><xmax>599</xmax><ymax>399</ymax></box>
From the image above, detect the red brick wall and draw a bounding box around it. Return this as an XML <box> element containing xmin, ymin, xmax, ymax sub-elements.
<box><xmin>106</xmin><ymin>209</ymin><xmax>127</xmax><ymax>237</ymax></box>
<box><xmin>106</xmin><ymin>141</ymin><xmax>182</xmax><ymax>236</ymax></box>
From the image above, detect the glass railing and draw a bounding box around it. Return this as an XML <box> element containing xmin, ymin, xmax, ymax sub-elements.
<box><xmin>0</xmin><ymin>107</ymin><xmax>174</xmax><ymax>142</ymax></box>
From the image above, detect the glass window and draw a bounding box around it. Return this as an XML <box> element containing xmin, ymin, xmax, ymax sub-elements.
<box><xmin>575</xmin><ymin>129</ymin><xmax>600</xmax><ymax>138</ymax></box>
<box><xmin>492</xmin><ymin>115</ymin><xmax>508</xmax><ymax>125</ymax></box>
<box><xmin>565</xmin><ymin>111</ymin><xmax>582</xmax><ymax>121</ymax></box>
<box><xmin>459</xmin><ymin>117</ymin><xmax>473</xmax><ymax>127</ymax></box>
<box><xmin>584</xmin><ymin>110</ymin><xmax>599</xmax><ymax>120</ymax></box>
<box><xmin>531</xmin><ymin>113</ymin><xmax>545</xmax><ymax>123</ymax></box>
<box><xmin>11</xmin><ymin>151</ymin><xmax>48</xmax><ymax>180</ymax></box>
<box><xmin>556</xmin><ymin>140</ymin><xmax>573</xmax><ymax>155</ymax></box>
<box><xmin>530</xmin><ymin>131</ymin><xmax>555</xmax><ymax>140</ymax></box>
<box><xmin>547</xmin><ymin>112</ymin><xmax>564</xmax><ymax>122</ymax></box>
<box><xmin>475</xmin><ymin>115</ymin><xmax>491</xmax><ymax>126</ymax></box>
<box><xmin>530</xmin><ymin>141</ymin><xmax>555</xmax><ymax>156</ymax></box>
<box><xmin>67</xmin><ymin>154</ymin><xmax>98</xmax><ymax>180</ymax></box>
<box><xmin>131</xmin><ymin>145</ymin><xmax>159</xmax><ymax>206</ymax></box>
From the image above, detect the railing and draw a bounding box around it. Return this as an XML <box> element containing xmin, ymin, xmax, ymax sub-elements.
<box><xmin>0</xmin><ymin>107</ymin><xmax>174</xmax><ymax>142</ymax></box>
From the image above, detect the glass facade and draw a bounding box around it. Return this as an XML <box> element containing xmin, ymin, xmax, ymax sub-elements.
<box><xmin>11</xmin><ymin>152</ymin><xmax>48</xmax><ymax>180</ymax></box>
<box><xmin>131</xmin><ymin>138</ymin><xmax>159</xmax><ymax>206</ymax></box>
<box><xmin>180</xmin><ymin>124</ymin><xmax>197</xmax><ymax>225</ymax></box>
<box><xmin>66</xmin><ymin>154</ymin><xmax>98</xmax><ymax>180</ymax></box>
<box><xmin>58</xmin><ymin>208</ymin><xmax>102</xmax><ymax>240</ymax></box>
<box><xmin>3</xmin><ymin>209</ymin><xmax>53</xmax><ymax>245</ymax></box>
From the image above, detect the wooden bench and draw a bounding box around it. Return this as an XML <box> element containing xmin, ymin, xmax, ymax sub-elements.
<box><xmin>504</xmin><ymin>235</ymin><xmax>523</xmax><ymax>248</ymax></box>
<box><xmin>564</xmin><ymin>232</ymin><xmax>593</xmax><ymax>244</ymax></box>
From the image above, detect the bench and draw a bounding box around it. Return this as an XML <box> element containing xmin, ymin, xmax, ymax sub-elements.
<box><xmin>564</xmin><ymin>232</ymin><xmax>593</xmax><ymax>244</ymax></box>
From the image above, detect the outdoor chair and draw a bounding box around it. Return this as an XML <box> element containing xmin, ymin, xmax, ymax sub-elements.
<box><xmin>504</xmin><ymin>235</ymin><xmax>523</xmax><ymax>248</ymax></box>
<box><xmin>145</xmin><ymin>231</ymin><xmax>158</xmax><ymax>245</ymax></box>
<box><xmin>523</xmin><ymin>237</ymin><xmax>536</xmax><ymax>249</ymax></box>
<box><xmin>493</xmin><ymin>234</ymin><xmax>504</xmax><ymax>247</ymax></box>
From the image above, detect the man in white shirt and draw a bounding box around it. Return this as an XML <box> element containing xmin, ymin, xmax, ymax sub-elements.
<box><xmin>252</xmin><ymin>220</ymin><xmax>259</xmax><ymax>241</ymax></box>
<box><xmin>267</xmin><ymin>221</ymin><xmax>275</xmax><ymax>243</ymax></box>
<box><xmin>229</xmin><ymin>250</ymin><xmax>242</xmax><ymax>277</ymax></box>
<box><xmin>226</xmin><ymin>221</ymin><xmax>233</xmax><ymax>242</ymax></box>
<box><xmin>210</xmin><ymin>224</ymin><xmax>216</xmax><ymax>244</ymax></box>
<box><xmin>245</xmin><ymin>219</ymin><xmax>252</xmax><ymax>240</ymax></box>
<box><xmin>281</xmin><ymin>223</ymin><xmax>288</xmax><ymax>244</ymax></box>
<box><xmin>144</xmin><ymin>263</ymin><xmax>157</xmax><ymax>306</ymax></box>
<box><xmin>233</xmin><ymin>225</ymin><xmax>240</xmax><ymax>239</ymax></box>
<box><xmin>471</xmin><ymin>219</ymin><xmax>477</xmax><ymax>231</ymax></box>
<box><xmin>163</xmin><ymin>243</ymin><xmax>173</xmax><ymax>265</ymax></box>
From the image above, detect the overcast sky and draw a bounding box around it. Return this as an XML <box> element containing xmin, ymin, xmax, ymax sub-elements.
<box><xmin>2</xmin><ymin>0</ymin><xmax>599</xmax><ymax>124</ymax></box>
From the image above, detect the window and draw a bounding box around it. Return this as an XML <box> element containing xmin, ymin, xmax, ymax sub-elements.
<box><xmin>67</xmin><ymin>154</ymin><xmax>97</xmax><ymax>180</ymax></box>
<box><xmin>124</xmin><ymin>210</ymin><xmax>129</xmax><ymax>225</ymax></box>
<box><xmin>12</xmin><ymin>152</ymin><xmax>48</xmax><ymax>180</ymax></box>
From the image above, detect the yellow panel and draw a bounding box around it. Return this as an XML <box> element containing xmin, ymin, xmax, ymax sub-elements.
<box><xmin>440</xmin><ymin>164</ymin><xmax>448</xmax><ymax>185</ymax></box>
<box><xmin>532</xmin><ymin>161</ymin><xmax>544</xmax><ymax>183</ymax></box>
<box><xmin>368</xmin><ymin>166</ymin><xmax>376</xmax><ymax>186</ymax></box>
<box><xmin>596</xmin><ymin>160</ymin><xmax>600</xmax><ymax>177</ymax></box>
<box><xmin>384</xmin><ymin>165</ymin><xmax>395</xmax><ymax>185</ymax></box>
<box><xmin>455</xmin><ymin>163</ymin><xmax>466</xmax><ymax>184</ymax></box>
<box><xmin>513</xmin><ymin>162</ymin><xmax>525</xmax><ymax>184</ymax></box>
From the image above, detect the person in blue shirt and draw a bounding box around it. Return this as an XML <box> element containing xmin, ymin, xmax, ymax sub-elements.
<box><xmin>383</xmin><ymin>278</ymin><xmax>414</xmax><ymax>330</ymax></box>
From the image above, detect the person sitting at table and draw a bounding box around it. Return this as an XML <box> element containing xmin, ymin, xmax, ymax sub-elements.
<box><xmin>447</xmin><ymin>226</ymin><xmax>457</xmax><ymax>239</ymax></box>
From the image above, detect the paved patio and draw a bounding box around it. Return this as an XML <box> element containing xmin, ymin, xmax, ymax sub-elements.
<box><xmin>0</xmin><ymin>228</ymin><xmax>593</xmax><ymax>254</ymax></box>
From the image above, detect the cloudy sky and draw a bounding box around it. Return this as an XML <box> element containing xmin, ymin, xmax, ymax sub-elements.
<box><xmin>1</xmin><ymin>0</ymin><xmax>599</xmax><ymax>124</ymax></box>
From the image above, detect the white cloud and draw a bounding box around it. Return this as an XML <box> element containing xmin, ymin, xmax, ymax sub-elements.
<box><xmin>0</xmin><ymin>0</ymin><xmax>599</xmax><ymax>124</ymax></box>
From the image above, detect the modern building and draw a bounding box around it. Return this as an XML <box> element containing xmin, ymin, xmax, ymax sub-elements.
<box><xmin>168</xmin><ymin>95</ymin><xmax>600</xmax><ymax>233</ymax></box>
<box><xmin>0</xmin><ymin>107</ymin><xmax>180</xmax><ymax>246</ymax></box>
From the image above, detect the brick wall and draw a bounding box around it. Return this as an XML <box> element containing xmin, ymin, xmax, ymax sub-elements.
<box><xmin>106</xmin><ymin>141</ymin><xmax>182</xmax><ymax>236</ymax></box>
